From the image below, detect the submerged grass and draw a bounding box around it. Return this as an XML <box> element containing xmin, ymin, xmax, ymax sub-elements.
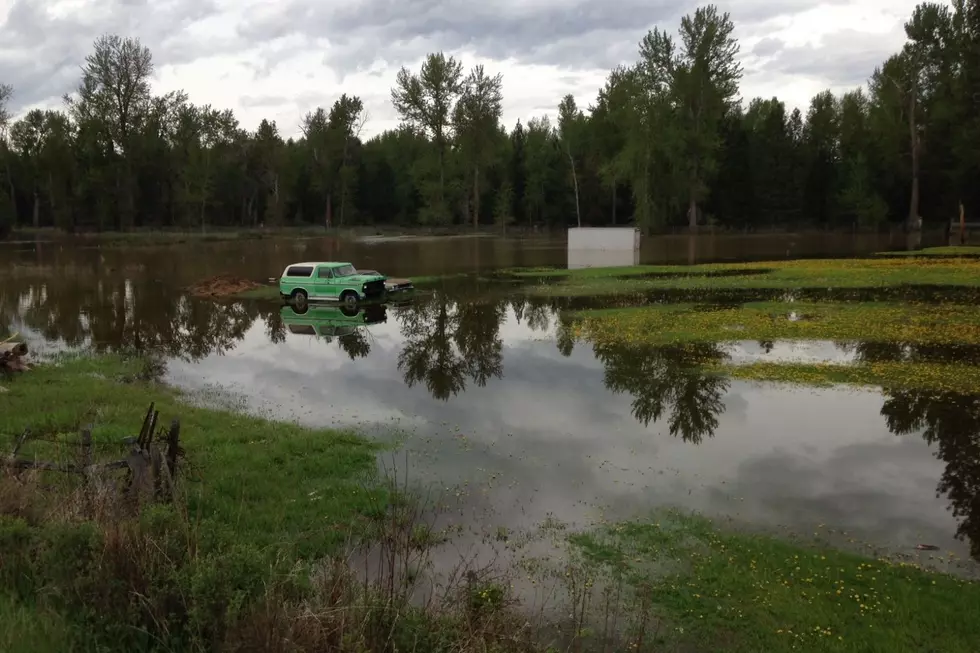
<box><xmin>515</xmin><ymin>257</ymin><xmax>980</xmax><ymax>297</ymax></box>
<box><xmin>574</xmin><ymin>301</ymin><xmax>980</xmax><ymax>348</ymax></box>
<box><xmin>875</xmin><ymin>246</ymin><xmax>980</xmax><ymax>258</ymax></box>
<box><xmin>723</xmin><ymin>360</ymin><xmax>980</xmax><ymax>393</ymax></box>
<box><xmin>571</xmin><ymin>510</ymin><xmax>980</xmax><ymax>653</ymax></box>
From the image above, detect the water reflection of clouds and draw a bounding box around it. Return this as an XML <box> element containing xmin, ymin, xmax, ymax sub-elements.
<box><xmin>165</xmin><ymin>317</ymin><xmax>971</xmax><ymax>559</ymax></box>
<box><xmin>710</xmin><ymin>437</ymin><xmax>950</xmax><ymax>552</ymax></box>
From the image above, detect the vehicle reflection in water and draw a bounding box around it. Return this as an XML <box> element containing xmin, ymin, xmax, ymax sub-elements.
<box><xmin>3</xmin><ymin>275</ymin><xmax>980</xmax><ymax>562</ymax></box>
<box><xmin>280</xmin><ymin>303</ymin><xmax>388</xmax><ymax>360</ymax></box>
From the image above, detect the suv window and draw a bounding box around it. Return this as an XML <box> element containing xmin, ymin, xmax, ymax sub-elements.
<box><xmin>317</xmin><ymin>266</ymin><xmax>334</xmax><ymax>279</ymax></box>
<box><xmin>286</xmin><ymin>265</ymin><xmax>313</xmax><ymax>278</ymax></box>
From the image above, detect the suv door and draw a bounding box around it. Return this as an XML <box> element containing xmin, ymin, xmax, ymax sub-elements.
<box><xmin>314</xmin><ymin>266</ymin><xmax>335</xmax><ymax>299</ymax></box>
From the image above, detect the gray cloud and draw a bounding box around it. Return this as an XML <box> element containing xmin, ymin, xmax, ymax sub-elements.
<box><xmin>1</xmin><ymin>0</ymin><xmax>909</xmax><ymax>125</ymax></box>
<box><xmin>757</xmin><ymin>27</ymin><xmax>905</xmax><ymax>87</ymax></box>
<box><xmin>238</xmin><ymin>0</ymin><xmax>852</xmax><ymax>75</ymax></box>
<box><xmin>752</xmin><ymin>36</ymin><xmax>784</xmax><ymax>58</ymax></box>
<box><xmin>0</xmin><ymin>0</ymin><xmax>219</xmax><ymax>111</ymax></box>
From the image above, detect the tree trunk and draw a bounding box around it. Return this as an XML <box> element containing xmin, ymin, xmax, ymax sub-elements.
<box><xmin>326</xmin><ymin>194</ymin><xmax>332</xmax><ymax>228</ymax></box>
<box><xmin>907</xmin><ymin>84</ymin><xmax>920</xmax><ymax>231</ymax></box>
<box><xmin>200</xmin><ymin>152</ymin><xmax>210</xmax><ymax>232</ymax></box>
<box><xmin>473</xmin><ymin>163</ymin><xmax>480</xmax><ymax>229</ymax></box>
<box><xmin>339</xmin><ymin>187</ymin><xmax>346</xmax><ymax>228</ymax></box>
<box><xmin>2</xmin><ymin>145</ymin><xmax>18</xmax><ymax>224</ymax></box>
<box><xmin>340</xmin><ymin>137</ymin><xmax>349</xmax><ymax>227</ymax></box>
<box><xmin>47</xmin><ymin>172</ymin><xmax>56</xmax><ymax>227</ymax></box>
<box><xmin>32</xmin><ymin>186</ymin><xmax>39</xmax><ymax>228</ymax></box>
<box><xmin>688</xmin><ymin>190</ymin><xmax>698</xmax><ymax>231</ymax></box>
<box><xmin>566</xmin><ymin>149</ymin><xmax>581</xmax><ymax>227</ymax></box>
<box><xmin>611</xmin><ymin>183</ymin><xmax>617</xmax><ymax>225</ymax></box>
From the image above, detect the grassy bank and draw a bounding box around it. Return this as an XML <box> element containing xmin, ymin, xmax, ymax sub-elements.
<box><xmin>8</xmin><ymin>226</ymin><xmax>330</xmax><ymax>247</ymax></box>
<box><xmin>570</xmin><ymin>511</ymin><xmax>980</xmax><ymax>652</ymax></box>
<box><xmin>0</xmin><ymin>354</ymin><xmax>385</xmax><ymax>555</ymax></box>
<box><xmin>0</xmin><ymin>353</ymin><xmax>399</xmax><ymax>651</ymax></box>
<box><xmin>6</xmin><ymin>225</ymin><xmax>555</xmax><ymax>247</ymax></box>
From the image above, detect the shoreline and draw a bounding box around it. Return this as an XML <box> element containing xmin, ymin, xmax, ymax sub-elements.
<box><xmin>2</xmin><ymin>352</ymin><xmax>980</xmax><ymax>651</ymax></box>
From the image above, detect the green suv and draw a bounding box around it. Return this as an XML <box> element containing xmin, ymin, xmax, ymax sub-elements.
<box><xmin>278</xmin><ymin>262</ymin><xmax>387</xmax><ymax>306</ymax></box>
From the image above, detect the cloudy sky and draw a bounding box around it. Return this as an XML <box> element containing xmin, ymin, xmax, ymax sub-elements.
<box><xmin>2</xmin><ymin>0</ymin><xmax>920</xmax><ymax>139</ymax></box>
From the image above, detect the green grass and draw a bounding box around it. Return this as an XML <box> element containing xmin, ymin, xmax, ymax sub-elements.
<box><xmin>0</xmin><ymin>352</ymin><xmax>405</xmax><ymax>651</ymax></box>
<box><xmin>512</xmin><ymin>257</ymin><xmax>980</xmax><ymax>297</ymax></box>
<box><xmin>875</xmin><ymin>246</ymin><xmax>980</xmax><ymax>258</ymax></box>
<box><xmin>571</xmin><ymin>511</ymin><xmax>980</xmax><ymax>652</ymax></box>
<box><xmin>0</xmin><ymin>594</ymin><xmax>77</xmax><ymax>653</ymax></box>
<box><xmin>0</xmin><ymin>353</ymin><xmax>386</xmax><ymax>557</ymax></box>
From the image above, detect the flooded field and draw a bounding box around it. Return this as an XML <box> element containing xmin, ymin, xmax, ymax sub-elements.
<box><xmin>2</xmin><ymin>229</ymin><xmax>979</xmax><ymax>573</ymax></box>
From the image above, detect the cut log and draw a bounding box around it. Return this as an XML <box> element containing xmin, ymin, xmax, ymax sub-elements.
<box><xmin>0</xmin><ymin>341</ymin><xmax>28</xmax><ymax>357</ymax></box>
<box><xmin>0</xmin><ymin>341</ymin><xmax>29</xmax><ymax>373</ymax></box>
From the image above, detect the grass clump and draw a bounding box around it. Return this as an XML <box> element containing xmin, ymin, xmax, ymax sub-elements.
<box><xmin>571</xmin><ymin>511</ymin><xmax>980</xmax><ymax>653</ymax></box>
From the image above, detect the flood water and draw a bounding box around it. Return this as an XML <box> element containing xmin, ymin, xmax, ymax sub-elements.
<box><xmin>2</xmin><ymin>229</ymin><xmax>979</xmax><ymax>571</ymax></box>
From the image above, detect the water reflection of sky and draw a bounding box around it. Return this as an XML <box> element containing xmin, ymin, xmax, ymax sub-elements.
<box><xmin>163</xmin><ymin>302</ymin><xmax>970</xmax><ymax>562</ymax></box>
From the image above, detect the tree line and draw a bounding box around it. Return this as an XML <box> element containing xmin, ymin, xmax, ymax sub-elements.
<box><xmin>0</xmin><ymin>1</ymin><xmax>977</xmax><ymax>236</ymax></box>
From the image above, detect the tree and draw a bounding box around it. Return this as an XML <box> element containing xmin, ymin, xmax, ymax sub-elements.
<box><xmin>0</xmin><ymin>4</ymin><xmax>976</xmax><ymax>237</ymax></box>
<box><xmin>453</xmin><ymin>65</ymin><xmax>503</xmax><ymax>228</ymax></box>
<box><xmin>66</xmin><ymin>34</ymin><xmax>153</xmax><ymax>230</ymax></box>
<box><xmin>327</xmin><ymin>94</ymin><xmax>366</xmax><ymax>226</ymax></box>
<box><xmin>300</xmin><ymin>107</ymin><xmax>332</xmax><ymax>225</ymax></box>
<box><xmin>557</xmin><ymin>94</ymin><xmax>584</xmax><ymax>227</ymax></box>
<box><xmin>672</xmin><ymin>5</ymin><xmax>743</xmax><ymax>229</ymax></box>
<box><xmin>0</xmin><ymin>83</ymin><xmax>15</xmax><ymax>235</ymax></box>
<box><xmin>391</xmin><ymin>53</ymin><xmax>464</xmax><ymax>222</ymax></box>
<box><xmin>10</xmin><ymin>109</ymin><xmax>47</xmax><ymax>227</ymax></box>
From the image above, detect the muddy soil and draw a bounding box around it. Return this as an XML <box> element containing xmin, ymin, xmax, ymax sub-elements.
<box><xmin>186</xmin><ymin>275</ymin><xmax>264</xmax><ymax>299</ymax></box>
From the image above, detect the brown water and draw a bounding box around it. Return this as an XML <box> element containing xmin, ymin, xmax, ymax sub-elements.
<box><xmin>2</xmin><ymin>230</ymin><xmax>978</xmax><ymax>571</ymax></box>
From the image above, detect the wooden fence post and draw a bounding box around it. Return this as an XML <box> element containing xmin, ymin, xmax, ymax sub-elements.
<box><xmin>80</xmin><ymin>426</ymin><xmax>92</xmax><ymax>471</ymax></box>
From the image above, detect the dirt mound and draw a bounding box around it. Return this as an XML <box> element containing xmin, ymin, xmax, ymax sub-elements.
<box><xmin>186</xmin><ymin>275</ymin><xmax>264</xmax><ymax>298</ymax></box>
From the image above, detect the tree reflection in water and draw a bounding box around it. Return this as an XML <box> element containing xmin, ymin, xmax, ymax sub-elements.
<box><xmin>833</xmin><ymin>340</ymin><xmax>980</xmax><ymax>561</ymax></box>
<box><xmin>883</xmin><ymin>389</ymin><xmax>980</xmax><ymax>561</ymax></box>
<box><xmin>0</xmin><ymin>275</ymin><xmax>280</xmax><ymax>360</ymax></box>
<box><xmin>592</xmin><ymin>341</ymin><xmax>730</xmax><ymax>444</ymax></box>
<box><xmin>394</xmin><ymin>292</ymin><xmax>505</xmax><ymax>401</ymax></box>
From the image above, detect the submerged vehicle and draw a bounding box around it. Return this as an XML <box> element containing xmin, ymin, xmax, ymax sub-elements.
<box><xmin>278</xmin><ymin>262</ymin><xmax>387</xmax><ymax>306</ymax></box>
<box><xmin>280</xmin><ymin>302</ymin><xmax>388</xmax><ymax>339</ymax></box>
